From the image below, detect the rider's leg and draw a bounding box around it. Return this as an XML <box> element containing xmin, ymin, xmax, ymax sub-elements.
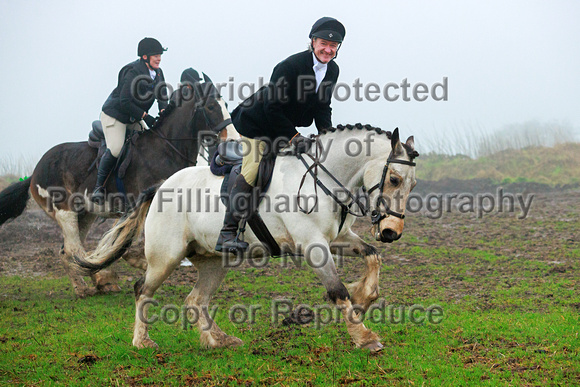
<box><xmin>215</xmin><ymin>136</ymin><xmax>265</xmax><ymax>252</ymax></box>
<box><xmin>91</xmin><ymin>112</ymin><xmax>125</xmax><ymax>203</ymax></box>
<box><xmin>91</xmin><ymin>149</ymin><xmax>117</xmax><ymax>202</ymax></box>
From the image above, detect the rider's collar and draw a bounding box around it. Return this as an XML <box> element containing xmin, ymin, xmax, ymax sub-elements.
<box><xmin>312</xmin><ymin>52</ymin><xmax>328</xmax><ymax>71</ymax></box>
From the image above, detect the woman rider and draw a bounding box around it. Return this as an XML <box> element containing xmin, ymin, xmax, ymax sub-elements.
<box><xmin>91</xmin><ymin>37</ymin><xmax>169</xmax><ymax>203</ymax></box>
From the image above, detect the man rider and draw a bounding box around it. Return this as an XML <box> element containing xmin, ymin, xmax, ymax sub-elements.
<box><xmin>216</xmin><ymin>17</ymin><xmax>346</xmax><ymax>253</ymax></box>
<box><xmin>91</xmin><ymin>37</ymin><xmax>169</xmax><ymax>203</ymax></box>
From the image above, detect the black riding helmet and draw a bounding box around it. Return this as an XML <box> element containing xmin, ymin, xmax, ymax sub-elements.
<box><xmin>180</xmin><ymin>68</ymin><xmax>216</xmax><ymax>91</ymax></box>
<box><xmin>138</xmin><ymin>37</ymin><xmax>167</xmax><ymax>57</ymax></box>
<box><xmin>309</xmin><ymin>17</ymin><xmax>346</xmax><ymax>43</ymax></box>
<box><xmin>179</xmin><ymin>68</ymin><xmax>219</xmax><ymax>101</ymax></box>
<box><xmin>180</xmin><ymin>68</ymin><xmax>211</xmax><ymax>84</ymax></box>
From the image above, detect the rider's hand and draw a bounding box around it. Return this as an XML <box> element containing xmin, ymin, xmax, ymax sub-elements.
<box><xmin>143</xmin><ymin>114</ymin><xmax>157</xmax><ymax>129</ymax></box>
<box><xmin>291</xmin><ymin>134</ymin><xmax>313</xmax><ymax>154</ymax></box>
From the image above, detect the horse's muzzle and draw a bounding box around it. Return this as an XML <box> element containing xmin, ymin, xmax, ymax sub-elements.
<box><xmin>378</xmin><ymin>229</ymin><xmax>401</xmax><ymax>243</ymax></box>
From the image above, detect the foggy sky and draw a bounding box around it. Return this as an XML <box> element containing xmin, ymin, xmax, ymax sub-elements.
<box><xmin>1</xmin><ymin>0</ymin><xmax>579</xmax><ymax>159</ymax></box>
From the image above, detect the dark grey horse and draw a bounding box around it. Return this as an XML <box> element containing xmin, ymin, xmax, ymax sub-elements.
<box><xmin>0</xmin><ymin>78</ymin><xmax>238</xmax><ymax>297</ymax></box>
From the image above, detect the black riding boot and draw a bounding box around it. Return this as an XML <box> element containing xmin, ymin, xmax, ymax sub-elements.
<box><xmin>215</xmin><ymin>175</ymin><xmax>255</xmax><ymax>253</ymax></box>
<box><xmin>91</xmin><ymin>149</ymin><xmax>118</xmax><ymax>204</ymax></box>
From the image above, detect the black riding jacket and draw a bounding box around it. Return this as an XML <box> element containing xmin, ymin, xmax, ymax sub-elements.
<box><xmin>102</xmin><ymin>59</ymin><xmax>169</xmax><ymax>124</ymax></box>
<box><xmin>231</xmin><ymin>50</ymin><xmax>339</xmax><ymax>141</ymax></box>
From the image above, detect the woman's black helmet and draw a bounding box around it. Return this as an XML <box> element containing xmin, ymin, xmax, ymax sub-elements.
<box><xmin>309</xmin><ymin>17</ymin><xmax>346</xmax><ymax>43</ymax></box>
<box><xmin>138</xmin><ymin>37</ymin><xmax>167</xmax><ymax>57</ymax></box>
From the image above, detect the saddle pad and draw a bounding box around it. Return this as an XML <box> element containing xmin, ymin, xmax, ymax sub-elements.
<box><xmin>86</xmin><ymin>120</ymin><xmax>137</xmax><ymax>180</ymax></box>
<box><xmin>88</xmin><ymin>120</ymin><xmax>105</xmax><ymax>149</ymax></box>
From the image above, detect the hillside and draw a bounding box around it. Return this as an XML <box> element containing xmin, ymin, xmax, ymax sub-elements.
<box><xmin>417</xmin><ymin>142</ymin><xmax>580</xmax><ymax>186</ymax></box>
<box><xmin>0</xmin><ymin>175</ymin><xmax>20</xmax><ymax>192</ymax></box>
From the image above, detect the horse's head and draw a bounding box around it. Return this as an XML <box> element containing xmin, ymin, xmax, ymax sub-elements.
<box><xmin>364</xmin><ymin>128</ymin><xmax>418</xmax><ymax>243</ymax></box>
<box><xmin>174</xmin><ymin>69</ymin><xmax>238</xmax><ymax>141</ymax></box>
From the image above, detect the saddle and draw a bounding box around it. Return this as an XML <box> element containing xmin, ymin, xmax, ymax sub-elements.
<box><xmin>209</xmin><ymin>141</ymin><xmax>241</xmax><ymax>207</ymax></box>
<box><xmin>87</xmin><ymin>120</ymin><xmax>139</xmax><ymax>181</ymax></box>
<box><xmin>211</xmin><ymin>140</ymin><xmax>281</xmax><ymax>256</ymax></box>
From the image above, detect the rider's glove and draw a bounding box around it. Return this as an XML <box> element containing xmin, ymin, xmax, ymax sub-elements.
<box><xmin>143</xmin><ymin>114</ymin><xmax>157</xmax><ymax>129</ymax></box>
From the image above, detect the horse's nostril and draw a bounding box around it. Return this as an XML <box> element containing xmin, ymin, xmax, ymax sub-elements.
<box><xmin>381</xmin><ymin>229</ymin><xmax>398</xmax><ymax>242</ymax></box>
<box><xmin>382</xmin><ymin>228</ymin><xmax>397</xmax><ymax>242</ymax></box>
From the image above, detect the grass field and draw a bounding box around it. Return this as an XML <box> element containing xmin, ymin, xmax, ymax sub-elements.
<box><xmin>0</xmin><ymin>273</ymin><xmax>578</xmax><ymax>386</ymax></box>
<box><xmin>1</xmin><ymin>188</ymin><xmax>579</xmax><ymax>385</ymax></box>
<box><xmin>1</xmin><ymin>138</ymin><xmax>579</xmax><ymax>385</ymax></box>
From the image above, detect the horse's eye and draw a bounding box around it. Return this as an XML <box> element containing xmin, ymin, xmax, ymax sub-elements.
<box><xmin>390</xmin><ymin>176</ymin><xmax>400</xmax><ymax>186</ymax></box>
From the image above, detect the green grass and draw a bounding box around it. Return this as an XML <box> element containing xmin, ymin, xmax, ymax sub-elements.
<box><xmin>1</xmin><ymin>268</ymin><xmax>578</xmax><ymax>386</ymax></box>
<box><xmin>1</xmin><ymin>187</ymin><xmax>579</xmax><ymax>385</ymax></box>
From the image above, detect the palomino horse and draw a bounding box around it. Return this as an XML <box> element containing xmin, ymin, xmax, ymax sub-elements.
<box><xmin>0</xmin><ymin>74</ymin><xmax>238</xmax><ymax>297</ymax></box>
<box><xmin>72</xmin><ymin>126</ymin><xmax>418</xmax><ymax>352</ymax></box>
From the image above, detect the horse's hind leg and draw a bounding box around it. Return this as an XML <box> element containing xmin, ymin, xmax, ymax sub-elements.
<box><xmin>184</xmin><ymin>257</ymin><xmax>242</xmax><ymax>349</ymax></box>
<box><xmin>54</xmin><ymin>210</ymin><xmax>96</xmax><ymax>298</ymax></box>
<box><xmin>331</xmin><ymin>230</ymin><xmax>381</xmax><ymax>312</ymax></box>
<box><xmin>78</xmin><ymin>212</ymin><xmax>121</xmax><ymax>293</ymax></box>
<box><xmin>132</xmin><ymin>245</ymin><xmax>184</xmax><ymax>349</ymax></box>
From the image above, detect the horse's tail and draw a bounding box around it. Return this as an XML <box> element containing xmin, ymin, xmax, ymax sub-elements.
<box><xmin>72</xmin><ymin>183</ymin><xmax>160</xmax><ymax>276</ymax></box>
<box><xmin>0</xmin><ymin>178</ymin><xmax>31</xmax><ymax>226</ymax></box>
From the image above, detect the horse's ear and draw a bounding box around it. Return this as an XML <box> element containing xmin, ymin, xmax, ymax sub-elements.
<box><xmin>391</xmin><ymin>127</ymin><xmax>404</xmax><ymax>156</ymax></box>
<box><xmin>405</xmin><ymin>136</ymin><xmax>415</xmax><ymax>150</ymax></box>
<box><xmin>202</xmin><ymin>72</ymin><xmax>213</xmax><ymax>84</ymax></box>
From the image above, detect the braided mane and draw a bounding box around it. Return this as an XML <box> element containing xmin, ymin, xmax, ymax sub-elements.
<box><xmin>318</xmin><ymin>123</ymin><xmax>419</xmax><ymax>159</ymax></box>
<box><xmin>318</xmin><ymin>123</ymin><xmax>392</xmax><ymax>139</ymax></box>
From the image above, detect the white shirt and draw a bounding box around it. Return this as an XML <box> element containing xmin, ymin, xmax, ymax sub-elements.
<box><xmin>312</xmin><ymin>53</ymin><xmax>327</xmax><ymax>92</ymax></box>
<box><xmin>149</xmin><ymin>68</ymin><xmax>156</xmax><ymax>80</ymax></box>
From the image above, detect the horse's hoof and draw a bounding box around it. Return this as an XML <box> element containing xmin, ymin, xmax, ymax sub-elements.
<box><xmin>134</xmin><ymin>338</ymin><xmax>159</xmax><ymax>349</ymax></box>
<box><xmin>204</xmin><ymin>333</ymin><xmax>243</xmax><ymax>349</ymax></box>
<box><xmin>75</xmin><ymin>287</ymin><xmax>97</xmax><ymax>298</ymax></box>
<box><xmin>361</xmin><ymin>341</ymin><xmax>384</xmax><ymax>353</ymax></box>
<box><xmin>225</xmin><ymin>336</ymin><xmax>243</xmax><ymax>348</ymax></box>
<box><xmin>97</xmin><ymin>284</ymin><xmax>122</xmax><ymax>293</ymax></box>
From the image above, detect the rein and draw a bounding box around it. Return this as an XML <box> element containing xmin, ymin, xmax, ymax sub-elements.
<box><xmin>149</xmin><ymin>95</ymin><xmax>232</xmax><ymax>166</ymax></box>
<box><xmin>296</xmin><ymin>137</ymin><xmax>416</xmax><ymax>233</ymax></box>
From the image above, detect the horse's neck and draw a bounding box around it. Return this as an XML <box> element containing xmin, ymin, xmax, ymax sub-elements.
<box><xmin>316</xmin><ymin>132</ymin><xmax>390</xmax><ymax>191</ymax></box>
<box><xmin>141</xmin><ymin>103</ymin><xmax>199</xmax><ymax>166</ymax></box>
<box><xmin>157</xmin><ymin>108</ymin><xmax>193</xmax><ymax>139</ymax></box>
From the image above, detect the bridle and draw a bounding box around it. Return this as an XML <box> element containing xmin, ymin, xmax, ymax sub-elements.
<box><xmin>296</xmin><ymin>137</ymin><xmax>416</xmax><ymax>233</ymax></box>
<box><xmin>365</xmin><ymin>157</ymin><xmax>416</xmax><ymax>224</ymax></box>
<box><xmin>149</xmin><ymin>87</ymin><xmax>232</xmax><ymax>165</ymax></box>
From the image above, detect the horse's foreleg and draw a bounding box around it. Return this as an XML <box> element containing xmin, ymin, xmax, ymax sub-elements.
<box><xmin>307</xmin><ymin>238</ymin><xmax>383</xmax><ymax>353</ymax></box>
<box><xmin>336</xmin><ymin>298</ymin><xmax>383</xmax><ymax>353</ymax></box>
<box><xmin>331</xmin><ymin>231</ymin><xmax>382</xmax><ymax>312</ymax></box>
<box><xmin>54</xmin><ymin>210</ymin><xmax>96</xmax><ymax>298</ymax></box>
<box><xmin>78</xmin><ymin>213</ymin><xmax>121</xmax><ymax>293</ymax></box>
<box><xmin>184</xmin><ymin>256</ymin><xmax>242</xmax><ymax>349</ymax></box>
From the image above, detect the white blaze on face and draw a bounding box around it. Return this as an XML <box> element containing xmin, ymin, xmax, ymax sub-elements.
<box><xmin>36</xmin><ymin>184</ymin><xmax>50</xmax><ymax>199</ymax></box>
<box><xmin>217</xmin><ymin>97</ymin><xmax>239</xmax><ymax>139</ymax></box>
